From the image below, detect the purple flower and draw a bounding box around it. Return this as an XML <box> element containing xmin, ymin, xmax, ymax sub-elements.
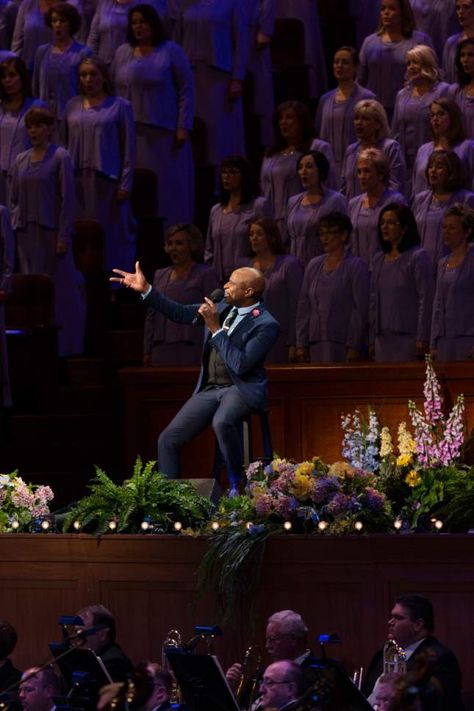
<box><xmin>274</xmin><ymin>495</ymin><xmax>297</xmax><ymax>518</ymax></box>
<box><xmin>312</xmin><ymin>476</ymin><xmax>340</xmax><ymax>503</ymax></box>
<box><xmin>327</xmin><ymin>492</ymin><xmax>351</xmax><ymax>516</ymax></box>
<box><xmin>254</xmin><ymin>494</ymin><xmax>273</xmax><ymax>517</ymax></box>
<box><xmin>362</xmin><ymin>487</ymin><xmax>386</xmax><ymax>512</ymax></box>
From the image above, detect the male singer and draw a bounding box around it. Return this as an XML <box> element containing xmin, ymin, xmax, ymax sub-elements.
<box><xmin>111</xmin><ymin>262</ymin><xmax>279</xmax><ymax>493</ymax></box>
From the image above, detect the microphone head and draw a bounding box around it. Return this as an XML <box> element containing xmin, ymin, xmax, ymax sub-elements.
<box><xmin>209</xmin><ymin>288</ymin><xmax>224</xmax><ymax>303</ymax></box>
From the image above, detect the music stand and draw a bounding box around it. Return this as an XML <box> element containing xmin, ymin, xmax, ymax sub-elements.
<box><xmin>302</xmin><ymin>657</ymin><xmax>373</xmax><ymax>711</ymax></box>
<box><xmin>48</xmin><ymin>643</ymin><xmax>113</xmax><ymax>690</ymax></box>
<box><xmin>166</xmin><ymin>652</ymin><xmax>240</xmax><ymax>711</ymax></box>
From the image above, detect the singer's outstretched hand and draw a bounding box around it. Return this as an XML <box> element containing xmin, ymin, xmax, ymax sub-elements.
<box><xmin>110</xmin><ymin>261</ymin><xmax>149</xmax><ymax>294</ymax></box>
<box><xmin>198</xmin><ymin>297</ymin><xmax>220</xmax><ymax>333</ymax></box>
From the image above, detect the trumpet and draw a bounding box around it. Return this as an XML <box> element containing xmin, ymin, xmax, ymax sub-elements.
<box><xmin>383</xmin><ymin>638</ymin><xmax>407</xmax><ymax>675</ymax></box>
<box><xmin>235</xmin><ymin>645</ymin><xmax>263</xmax><ymax>710</ymax></box>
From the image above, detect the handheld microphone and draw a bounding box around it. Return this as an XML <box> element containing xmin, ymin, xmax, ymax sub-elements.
<box><xmin>192</xmin><ymin>288</ymin><xmax>224</xmax><ymax>326</ymax></box>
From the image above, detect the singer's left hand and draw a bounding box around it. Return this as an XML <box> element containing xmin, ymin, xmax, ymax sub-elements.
<box><xmin>198</xmin><ymin>297</ymin><xmax>220</xmax><ymax>333</ymax></box>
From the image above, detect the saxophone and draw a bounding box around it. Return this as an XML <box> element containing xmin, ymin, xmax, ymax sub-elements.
<box><xmin>161</xmin><ymin>629</ymin><xmax>183</xmax><ymax>704</ymax></box>
<box><xmin>383</xmin><ymin>639</ymin><xmax>407</xmax><ymax>675</ymax></box>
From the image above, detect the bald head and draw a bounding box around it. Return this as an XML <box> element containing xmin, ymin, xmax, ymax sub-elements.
<box><xmin>224</xmin><ymin>267</ymin><xmax>265</xmax><ymax>307</ymax></box>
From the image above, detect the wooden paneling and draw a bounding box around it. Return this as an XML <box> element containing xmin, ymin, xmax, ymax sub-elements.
<box><xmin>119</xmin><ymin>362</ymin><xmax>474</xmax><ymax>475</ymax></box>
<box><xmin>1</xmin><ymin>534</ymin><xmax>474</xmax><ymax>705</ymax></box>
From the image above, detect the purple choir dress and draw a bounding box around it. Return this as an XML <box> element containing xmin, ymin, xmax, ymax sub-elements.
<box><xmin>173</xmin><ymin>0</ymin><xmax>248</xmax><ymax>169</ymax></box>
<box><xmin>286</xmin><ymin>189</ymin><xmax>348</xmax><ymax>267</ymax></box>
<box><xmin>87</xmin><ymin>0</ymin><xmax>168</xmax><ymax>64</ymax></box>
<box><xmin>0</xmin><ymin>0</ymin><xmax>18</xmax><ymax>50</ymax></box>
<box><xmin>112</xmin><ymin>41</ymin><xmax>194</xmax><ymax>228</ymax></box>
<box><xmin>12</xmin><ymin>0</ymin><xmax>85</xmax><ymax>70</ymax></box>
<box><xmin>64</xmin><ymin>94</ymin><xmax>137</xmax><ymax>272</ymax></box>
<box><xmin>309</xmin><ymin>137</ymin><xmax>338</xmax><ymax>190</ymax></box>
<box><xmin>10</xmin><ymin>145</ymin><xmax>86</xmax><ymax>356</ymax></box>
<box><xmin>314</xmin><ymin>83</ymin><xmax>376</xmax><ymax>186</ymax></box>
<box><xmin>144</xmin><ymin>263</ymin><xmax>220</xmax><ymax>365</ymax></box>
<box><xmin>412</xmin><ymin>140</ymin><xmax>474</xmax><ymax>197</ymax></box>
<box><xmin>260</xmin><ymin>151</ymin><xmax>303</xmax><ymax>238</ymax></box>
<box><xmin>243</xmin><ymin>0</ymin><xmax>275</xmax><ymax>147</ymax></box>
<box><xmin>413</xmin><ymin>189</ymin><xmax>474</xmax><ymax>267</ymax></box>
<box><xmin>410</xmin><ymin>0</ymin><xmax>458</xmax><ymax>61</ymax></box>
<box><xmin>391</xmin><ymin>82</ymin><xmax>451</xmax><ymax>175</ymax></box>
<box><xmin>0</xmin><ymin>205</ymin><xmax>13</xmax><ymax>408</ymax></box>
<box><xmin>0</xmin><ymin>97</ymin><xmax>44</xmax><ymax>206</ymax></box>
<box><xmin>370</xmin><ymin>247</ymin><xmax>434</xmax><ymax>361</ymax></box>
<box><xmin>239</xmin><ymin>253</ymin><xmax>304</xmax><ymax>363</ymax></box>
<box><xmin>348</xmin><ymin>188</ymin><xmax>407</xmax><ymax>270</ymax></box>
<box><xmin>431</xmin><ymin>249</ymin><xmax>474</xmax><ymax>360</ymax></box>
<box><xmin>358</xmin><ymin>31</ymin><xmax>434</xmax><ymax>117</ymax></box>
<box><xmin>32</xmin><ymin>41</ymin><xmax>92</xmax><ymax>120</ymax></box>
<box><xmin>205</xmin><ymin>197</ymin><xmax>268</xmax><ymax>282</ymax></box>
<box><xmin>296</xmin><ymin>251</ymin><xmax>370</xmax><ymax>363</ymax></box>
<box><xmin>448</xmin><ymin>84</ymin><xmax>474</xmax><ymax>140</ymax></box>
<box><xmin>442</xmin><ymin>33</ymin><xmax>463</xmax><ymax>85</ymax></box>
<box><xmin>340</xmin><ymin>138</ymin><xmax>407</xmax><ymax>200</ymax></box>
<box><xmin>275</xmin><ymin>0</ymin><xmax>327</xmax><ymax>98</ymax></box>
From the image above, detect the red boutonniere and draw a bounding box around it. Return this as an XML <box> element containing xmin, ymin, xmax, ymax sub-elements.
<box><xmin>252</xmin><ymin>308</ymin><xmax>261</xmax><ymax>318</ymax></box>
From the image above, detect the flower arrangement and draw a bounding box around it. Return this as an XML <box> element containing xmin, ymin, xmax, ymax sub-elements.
<box><xmin>0</xmin><ymin>472</ymin><xmax>54</xmax><ymax>532</ymax></box>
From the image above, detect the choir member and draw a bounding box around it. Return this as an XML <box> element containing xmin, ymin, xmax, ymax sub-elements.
<box><xmin>370</xmin><ymin>202</ymin><xmax>433</xmax><ymax>361</ymax></box>
<box><xmin>112</xmin><ymin>4</ymin><xmax>194</xmax><ymax>228</ymax></box>
<box><xmin>296</xmin><ymin>211</ymin><xmax>369</xmax><ymax>363</ymax></box>
<box><xmin>144</xmin><ymin>223</ymin><xmax>220</xmax><ymax>366</ymax></box>
<box><xmin>340</xmin><ymin>99</ymin><xmax>406</xmax><ymax>199</ymax></box>
<box><xmin>315</xmin><ymin>46</ymin><xmax>375</xmax><ymax>185</ymax></box>
<box><xmin>431</xmin><ymin>203</ymin><xmax>474</xmax><ymax>360</ymax></box>
<box><xmin>205</xmin><ymin>155</ymin><xmax>267</xmax><ymax>282</ymax></box>
<box><xmin>413</xmin><ymin>150</ymin><xmax>474</xmax><ymax>266</ymax></box>
<box><xmin>348</xmin><ymin>147</ymin><xmax>407</xmax><ymax>269</ymax></box>
<box><xmin>358</xmin><ymin>0</ymin><xmax>433</xmax><ymax>118</ymax></box>
<box><xmin>442</xmin><ymin>0</ymin><xmax>474</xmax><ymax>84</ymax></box>
<box><xmin>449</xmin><ymin>38</ymin><xmax>474</xmax><ymax>139</ymax></box>
<box><xmin>410</xmin><ymin>0</ymin><xmax>457</xmax><ymax>61</ymax></box>
<box><xmin>286</xmin><ymin>150</ymin><xmax>347</xmax><ymax>266</ymax></box>
<box><xmin>10</xmin><ymin>107</ymin><xmax>85</xmax><ymax>356</ymax></box>
<box><xmin>239</xmin><ymin>217</ymin><xmax>303</xmax><ymax>364</ymax></box>
<box><xmin>391</xmin><ymin>44</ymin><xmax>450</xmax><ymax>175</ymax></box>
<box><xmin>64</xmin><ymin>56</ymin><xmax>136</xmax><ymax>272</ymax></box>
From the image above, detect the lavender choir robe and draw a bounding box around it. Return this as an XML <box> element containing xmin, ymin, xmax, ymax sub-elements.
<box><xmin>0</xmin><ymin>0</ymin><xmax>17</xmax><ymax>50</ymax></box>
<box><xmin>314</xmin><ymin>83</ymin><xmax>376</xmax><ymax>186</ymax></box>
<box><xmin>410</xmin><ymin>0</ymin><xmax>458</xmax><ymax>61</ymax></box>
<box><xmin>350</xmin><ymin>0</ymin><xmax>380</xmax><ymax>49</ymax></box>
<box><xmin>442</xmin><ymin>33</ymin><xmax>463</xmax><ymax>85</ymax></box>
<box><xmin>340</xmin><ymin>138</ymin><xmax>407</xmax><ymax>200</ymax></box>
<box><xmin>64</xmin><ymin>94</ymin><xmax>137</xmax><ymax>272</ymax></box>
<box><xmin>286</xmin><ymin>189</ymin><xmax>348</xmax><ymax>267</ymax></box>
<box><xmin>391</xmin><ymin>82</ymin><xmax>451</xmax><ymax>175</ymax></box>
<box><xmin>296</xmin><ymin>251</ymin><xmax>369</xmax><ymax>362</ymax></box>
<box><xmin>243</xmin><ymin>0</ymin><xmax>275</xmax><ymax>147</ymax></box>
<box><xmin>309</xmin><ymin>137</ymin><xmax>338</xmax><ymax>190</ymax></box>
<box><xmin>413</xmin><ymin>188</ymin><xmax>474</xmax><ymax>267</ymax></box>
<box><xmin>144</xmin><ymin>263</ymin><xmax>220</xmax><ymax>365</ymax></box>
<box><xmin>370</xmin><ymin>247</ymin><xmax>434</xmax><ymax>361</ymax></box>
<box><xmin>12</xmin><ymin>0</ymin><xmax>84</xmax><ymax>70</ymax></box>
<box><xmin>348</xmin><ymin>188</ymin><xmax>407</xmax><ymax>269</ymax></box>
<box><xmin>205</xmin><ymin>196</ymin><xmax>268</xmax><ymax>281</ymax></box>
<box><xmin>358</xmin><ymin>31</ymin><xmax>434</xmax><ymax>116</ymax></box>
<box><xmin>431</xmin><ymin>249</ymin><xmax>474</xmax><ymax>359</ymax></box>
<box><xmin>448</xmin><ymin>84</ymin><xmax>474</xmax><ymax>140</ymax></box>
<box><xmin>239</xmin><ymin>253</ymin><xmax>304</xmax><ymax>363</ymax></box>
<box><xmin>275</xmin><ymin>0</ymin><xmax>327</xmax><ymax>98</ymax></box>
<box><xmin>0</xmin><ymin>204</ymin><xmax>13</xmax><ymax>407</ymax></box>
<box><xmin>0</xmin><ymin>96</ymin><xmax>44</xmax><ymax>206</ymax></box>
<box><xmin>87</xmin><ymin>0</ymin><xmax>168</xmax><ymax>64</ymax></box>
<box><xmin>10</xmin><ymin>145</ymin><xmax>86</xmax><ymax>356</ymax></box>
<box><xmin>412</xmin><ymin>140</ymin><xmax>474</xmax><ymax>197</ymax></box>
<box><xmin>112</xmin><ymin>40</ymin><xmax>194</xmax><ymax>228</ymax></box>
<box><xmin>260</xmin><ymin>151</ymin><xmax>303</xmax><ymax>237</ymax></box>
<box><xmin>173</xmin><ymin>0</ymin><xmax>248</xmax><ymax>167</ymax></box>
<box><xmin>32</xmin><ymin>41</ymin><xmax>92</xmax><ymax>120</ymax></box>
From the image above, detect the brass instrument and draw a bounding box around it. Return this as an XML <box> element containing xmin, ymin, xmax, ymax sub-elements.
<box><xmin>383</xmin><ymin>638</ymin><xmax>407</xmax><ymax>675</ymax></box>
<box><xmin>162</xmin><ymin>628</ymin><xmax>183</xmax><ymax>704</ymax></box>
<box><xmin>235</xmin><ymin>645</ymin><xmax>262</xmax><ymax>710</ymax></box>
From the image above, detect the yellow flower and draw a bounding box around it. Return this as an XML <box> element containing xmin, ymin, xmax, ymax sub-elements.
<box><xmin>295</xmin><ymin>461</ymin><xmax>314</xmax><ymax>476</ymax></box>
<box><xmin>405</xmin><ymin>470</ymin><xmax>421</xmax><ymax>487</ymax></box>
<box><xmin>328</xmin><ymin>461</ymin><xmax>355</xmax><ymax>479</ymax></box>
<box><xmin>271</xmin><ymin>458</ymin><xmax>285</xmax><ymax>472</ymax></box>
<box><xmin>397</xmin><ymin>422</ymin><xmax>416</xmax><ymax>456</ymax></box>
<box><xmin>289</xmin><ymin>473</ymin><xmax>314</xmax><ymax>499</ymax></box>
<box><xmin>380</xmin><ymin>427</ymin><xmax>393</xmax><ymax>457</ymax></box>
<box><xmin>396</xmin><ymin>453</ymin><xmax>412</xmax><ymax>467</ymax></box>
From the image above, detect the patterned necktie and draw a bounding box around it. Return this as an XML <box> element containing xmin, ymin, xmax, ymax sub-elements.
<box><xmin>223</xmin><ymin>307</ymin><xmax>239</xmax><ymax>331</ymax></box>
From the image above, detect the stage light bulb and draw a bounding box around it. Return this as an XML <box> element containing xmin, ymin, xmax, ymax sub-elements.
<box><xmin>41</xmin><ymin>519</ymin><xmax>50</xmax><ymax>531</ymax></box>
<box><xmin>211</xmin><ymin>521</ymin><xmax>219</xmax><ymax>531</ymax></box>
<box><xmin>73</xmin><ymin>520</ymin><xmax>81</xmax><ymax>531</ymax></box>
<box><xmin>174</xmin><ymin>521</ymin><xmax>182</xmax><ymax>531</ymax></box>
<box><xmin>140</xmin><ymin>520</ymin><xmax>150</xmax><ymax>531</ymax></box>
<box><xmin>246</xmin><ymin>521</ymin><xmax>253</xmax><ymax>530</ymax></box>
<box><xmin>434</xmin><ymin>519</ymin><xmax>443</xmax><ymax>531</ymax></box>
<box><xmin>394</xmin><ymin>518</ymin><xmax>402</xmax><ymax>531</ymax></box>
<box><xmin>318</xmin><ymin>520</ymin><xmax>328</xmax><ymax>532</ymax></box>
<box><xmin>108</xmin><ymin>520</ymin><xmax>117</xmax><ymax>531</ymax></box>
<box><xmin>283</xmin><ymin>521</ymin><xmax>292</xmax><ymax>531</ymax></box>
<box><xmin>11</xmin><ymin>520</ymin><xmax>19</xmax><ymax>530</ymax></box>
<box><xmin>354</xmin><ymin>521</ymin><xmax>363</xmax><ymax>531</ymax></box>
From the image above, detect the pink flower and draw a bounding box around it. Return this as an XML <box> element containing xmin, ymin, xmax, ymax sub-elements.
<box><xmin>252</xmin><ymin>309</ymin><xmax>260</xmax><ymax>318</ymax></box>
